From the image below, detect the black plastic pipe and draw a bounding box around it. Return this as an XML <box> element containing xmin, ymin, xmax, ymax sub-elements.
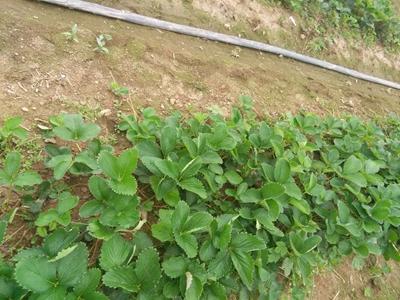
<box><xmin>40</xmin><ymin>0</ymin><xmax>400</xmax><ymax>90</ymax></box>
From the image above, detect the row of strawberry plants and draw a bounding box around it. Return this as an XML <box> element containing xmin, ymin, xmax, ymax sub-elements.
<box><xmin>0</xmin><ymin>96</ymin><xmax>399</xmax><ymax>299</ymax></box>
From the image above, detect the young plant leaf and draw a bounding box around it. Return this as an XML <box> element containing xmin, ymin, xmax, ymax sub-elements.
<box><xmin>13</xmin><ymin>170</ymin><xmax>42</xmax><ymax>187</ymax></box>
<box><xmin>155</xmin><ymin>160</ymin><xmax>180</xmax><ymax>180</ymax></box>
<box><xmin>343</xmin><ymin>155</ymin><xmax>363</xmax><ymax>175</ymax></box>
<box><xmin>230</xmin><ymin>249</ymin><xmax>254</xmax><ymax>286</ymax></box>
<box><xmin>15</xmin><ymin>257</ymin><xmax>57</xmax><ymax>293</ymax></box>
<box><xmin>162</xmin><ymin>256</ymin><xmax>188</xmax><ymax>278</ymax></box>
<box><xmin>136</xmin><ymin>140</ymin><xmax>162</xmax><ymax>158</ymax></box>
<box><xmin>180</xmin><ymin>157</ymin><xmax>203</xmax><ymax>180</ymax></box>
<box><xmin>99</xmin><ymin>234</ymin><xmax>132</xmax><ymax>272</ymax></box>
<box><xmin>152</xmin><ymin>222</ymin><xmax>174</xmax><ymax>242</ymax></box>
<box><xmin>239</xmin><ymin>188</ymin><xmax>262</xmax><ymax>203</ymax></box>
<box><xmin>53</xmin><ymin>114</ymin><xmax>100</xmax><ymax>141</ymax></box>
<box><xmin>73</xmin><ymin>268</ymin><xmax>102</xmax><ymax>296</ymax></box>
<box><xmin>224</xmin><ymin>170</ymin><xmax>243</xmax><ymax>185</ymax></box>
<box><xmin>98</xmin><ymin>148</ymin><xmax>138</xmax><ymax>195</ymax></box>
<box><xmin>261</xmin><ymin>182</ymin><xmax>286</xmax><ymax>199</ymax></box>
<box><xmin>160</xmin><ymin>126</ymin><xmax>177</xmax><ymax>156</ymax></box>
<box><xmin>178</xmin><ymin>177</ymin><xmax>207</xmax><ymax>199</ymax></box>
<box><xmin>274</xmin><ymin>158</ymin><xmax>291</xmax><ymax>184</ymax></box>
<box><xmin>230</xmin><ymin>233</ymin><xmax>266</xmax><ymax>252</ymax></box>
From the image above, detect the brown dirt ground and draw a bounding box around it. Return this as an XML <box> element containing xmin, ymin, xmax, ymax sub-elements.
<box><xmin>1</xmin><ymin>0</ymin><xmax>400</xmax><ymax>299</ymax></box>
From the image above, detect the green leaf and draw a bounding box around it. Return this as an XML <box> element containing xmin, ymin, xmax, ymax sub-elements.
<box><xmin>186</xmin><ymin>275</ymin><xmax>203</xmax><ymax>300</ymax></box>
<box><xmin>384</xmin><ymin>243</ymin><xmax>400</xmax><ymax>262</ymax></box>
<box><xmin>297</xmin><ymin>256</ymin><xmax>311</xmax><ymax>283</ymax></box>
<box><xmin>200</xmin><ymin>240</ymin><xmax>218</xmax><ymax>260</ymax></box>
<box><xmin>54</xmin><ymin>160</ymin><xmax>72</xmax><ymax>180</ymax></box>
<box><xmin>231</xmin><ymin>233</ymin><xmax>266</xmax><ymax>252</ymax></box>
<box><xmin>183</xmin><ymin>212</ymin><xmax>213</xmax><ymax>234</ymax></box>
<box><xmin>74</xmin><ymin>269</ymin><xmax>101</xmax><ymax>295</ymax></box>
<box><xmin>164</xmin><ymin>187</ymin><xmax>181</xmax><ymax>207</ymax></box>
<box><xmin>13</xmin><ymin>170</ymin><xmax>42</xmax><ymax>186</ymax></box>
<box><xmin>0</xmin><ymin>221</ymin><xmax>7</xmax><ymax>244</ymax></box>
<box><xmin>100</xmin><ymin>234</ymin><xmax>132</xmax><ymax>271</ymax></box>
<box><xmin>214</xmin><ymin>224</ymin><xmax>232</xmax><ymax>249</ymax></box>
<box><xmin>224</xmin><ymin>170</ymin><xmax>243</xmax><ymax>185</ymax></box>
<box><xmin>109</xmin><ymin>175</ymin><xmax>138</xmax><ymax>195</ymax></box>
<box><xmin>136</xmin><ymin>140</ymin><xmax>162</xmax><ymax>158</ymax></box>
<box><xmin>178</xmin><ymin>177</ymin><xmax>206</xmax><ymax>198</ymax></box>
<box><xmin>371</xmin><ymin>201</ymin><xmax>391</xmax><ymax>223</ymax></box>
<box><xmin>342</xmin><ymin>223</ymin><xmax>361</xmax><ymax>237</ymax></box>
<box><xmin>160</xmin><ymin>126</ymin><xmax>177</xmax><ymax>156</ymax></box>
<box><xmin>289</xmin><ymin>232</ymin><xmax>303</xmax><ymax>255</ymax></box>
<box><xmin>15</xmin><ymin>257</ymin><xmax>56</xmax><ymax>293</ymax></box>
<box><xmin>364</xmin><ymin>160</ymin><xmax>380</xmax><ymax>174</ymax></box>
<box><xmin>208</xmin><ymin>249</ymin><xmax>232</xmax><ymax>279</ymax></box>
<box><xmin>4</xmin><ymin>152</ymin><xmax>21</xmax><ymax>176</ymax></box>
<box><xmin>155</xmin><ymin>160</ymin><xmax>179</xmax><ymax>180</ymax></box>
<box><xmin>274</xmin><ymin>158</ymin><xmax>291</xmax><ymax>184</ymax></box>
<box><xmin>56</xmin><ymin>195</ymin><xmax>79</xmax><ymax>214</ymax></box>
<box><xmin>182</xmin><ymin>136</ymin><xmax>198</xmax><ymax>157</ymax></box>
<box><xmin>57</xmin><ymin>243</ymin><xmax>88</xmax><ymax>287</ymax></box>
<box><xmin>337</xmin><ymin>201</ymin><xmax>350</xmax><ymax>224</ymax></box>
<box><xmin>79</xmin><ymin>200</ymin><xmax>105</xmax><ymax>217</ymax></box>
<box><xmin>171</xmin><ymin>201</ymin><xmax>190</xmax><ymax>230</ymax></box>
<box><xmin>4</xmin><ymin>116</ymin><xmax>23</xmax><ymax>129</ymax></box>
<box><xmin>353</xmin><ymin>244</ymin><xmax>369</xmax><ymax>258</ymax></box>
<box><xmin>163</xmin><ymin>281</ymin><xmax>180</xmax><ymax>298</ymax></box>
<box><xmin>343</xmin><ymin>155</ymin><xmax>362</xmax><ymax>174</ymax></box>
<box><xmin>10</xmin><ymin>127</ymin><xmax>28</xmax><ymax>140</ymax></box>
<box><xmin>289</xmin><ymin>199</ymin><xmax>310</xmax><ymax>215</ymax></box>
<box><xmin>87</xmin><ymin>219</ymin><xmax>115</xmax><ymax>240</ymax></box>
<box><xmin>136</xmin><ymin>248</ymin><xmax>161</xmax><ymax>289</ymax></box>
<box><xmin>152</xmin><ymin>222</ymin><xmax>174</xmax><ymax>242</ymax></box>
<box><xmin>35</xmin><ymin>209</ymin><xmax>59</xmax><ymax>226</ymax></box>
<box><xmin>162</xmin><ymin>256</ymin><xmax>188</xmax><ymax>278</ymax></box>
<box><xmin>261</xmin><ymin>182</ymin><xmax>286</xmax><ymax>199</ymax></box>
<box><xmin>239</xmin><ymin>188</ymin><xmax>262</xmax><ymax>203</ymax></box>
<box><xmin>201</xmin><ymin>151</ymin><xmax>222</xmax><ymax>164</ymax></box>
<box><xmin>43</xmin><ymin>228</ymin><xmax>79</xmax><ymax>257</ymax></box>
<box><xmin>230</xmin><ymin>249</ymin><xmax>254</xmax><ymax>286</ymax></box>
<box><xmin>174</xmin><ymin>229</ymin><xmax>198</xmax><ymax>258</ymax></box>
<box><xmin>302</xmin><ymin>236</ymin><xmax>322</xmax><ymax>253</ymax></box>
<box><xmin>344</xmin><ymin>173</ymin><xmax>367</xmax><ymax>187</ymax></box>
<box><xmin>98</xmin><ymin>149</ymin><xmax>138</xmax><ymax>195</ymax></box>
<box><xmin>48</xmin><ymin>245</ymin><xmax>78</xmax><ymax>262</ymax></box>
<box><xmin>180</xmin><ymin>157</ymin><xmax>203</xmax><ymax>180</ymax></box>
<box><xmin>270</xmin><ymin>139</ymin><xmax>284</xmax><ymax>157</ymax></box>
<box><xmin>53</xmin><ymin>114</ymin><xmax>100</xmax><ymax>141</ymax></box>
<box><xmin>0</xmin><ymin>169</ymin><xmax>11</xmax><ymax>186</ymax></box>
<box><xmin>103</xmin><ymin>266</ymin><xmax>139</xmax><ymax>292</ymax></box>
<box><xmin>205</xmin><ymin>282</ymin><xmax>227</xmax><ymax>300</ymax></box>
<box><xmin>155</xmin><ymin>177</ymin><xmax>176</xmax><ymax>200</ymax></box>
<box><xmin>141</xmin><ymin>156</ymin><xmax>164</xmax><ymax>177</ymax></box>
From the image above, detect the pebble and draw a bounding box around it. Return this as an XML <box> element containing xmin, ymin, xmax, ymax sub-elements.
<box><xmin>99</xmin><ymin>109</ymin><xmax>111</xmax><ymax>116</ymax></box>
<box><xmin>224</xmin><ymin>23</ymin><xmax>231</xmax><ymax>30</ymax></box>
<box><xmin>22</xmin><ymin>107</ymin><xmax>28</xmax><ymax>112</ymax></box>
<box><xmin>169</xmin><ymin>98</ymin><xmax>176</xmax><ymax>105</ymax></box>
<box><xmin>44</xmin><ymin>138</ymin><xmax>56</xmax><ymax>144</ymax></box>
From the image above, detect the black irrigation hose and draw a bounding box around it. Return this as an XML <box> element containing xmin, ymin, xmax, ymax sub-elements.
<box><xmin>40</xmin><ymin>0</ymin><xmax>400</xmax><ymax>90</ymax></box>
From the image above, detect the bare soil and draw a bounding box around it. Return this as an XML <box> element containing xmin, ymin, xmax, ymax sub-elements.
<box><xmin>1</xmin><ymin>0</ymin><xmax>399</xmax><ymax>299</ymax></box>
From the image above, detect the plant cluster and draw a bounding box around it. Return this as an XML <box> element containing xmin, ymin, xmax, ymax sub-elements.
<box><xmin>277</xmin><ymin>0</ymin><xmax>400</xmax><ymax>50</ymax></box>
<box><xmin>62</xmin><ymin>24</ymin><xmax>79</xmax><ymax>43</ymax></box>
<box><xmin>0</xmin><ymin>96</ymin><xmax>400</xmax><ymax>299</ymax></box>
<box><xmin>93</xmin><ymin>33</ymin><xmax>112</xmax><ymax>54</ymax></box>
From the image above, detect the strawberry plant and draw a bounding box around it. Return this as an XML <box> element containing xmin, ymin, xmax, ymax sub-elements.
<box><xmin>0</xmin><ymin>97</ymin><xmax>399</xmax><ymax>299</ymax></box>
